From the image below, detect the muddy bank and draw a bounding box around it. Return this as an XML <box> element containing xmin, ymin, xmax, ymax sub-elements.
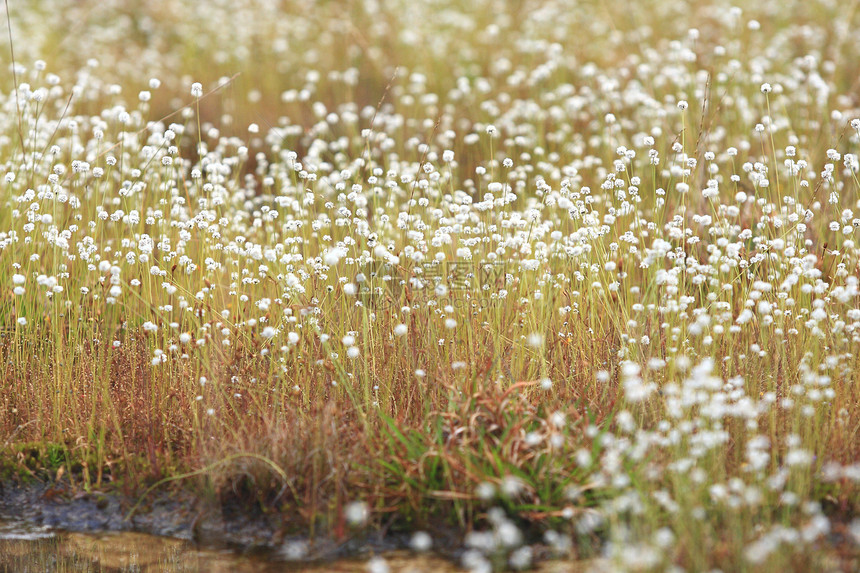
<box><xmin>0</xmin><ymin>480</ymin><xmax>433</xmax><ymax>563</ymax></box>
<box><xmin>0</xmin><ymin>477</ymin><xmax>602</xmax><ymax>570</ymax></box>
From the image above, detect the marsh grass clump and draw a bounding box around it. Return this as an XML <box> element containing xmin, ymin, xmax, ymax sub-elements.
<box><xmin>1</xmin><ymin>0</ymin><xmax>860</xmax><ymax>570</ymax></box>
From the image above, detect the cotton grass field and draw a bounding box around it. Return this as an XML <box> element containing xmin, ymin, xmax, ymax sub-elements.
<box><xmin>1</xmin><ymin>0</ymin><xmax>859</xmax><ymax>570</ymax></box>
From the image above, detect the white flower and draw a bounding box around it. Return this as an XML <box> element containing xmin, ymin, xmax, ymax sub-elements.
<box><xmin>527</xmin><ymin>333</ymin><xmax>544</xmax><ymax>348</ymax></box>
<box><xmin>261</xmin><ymin>326</ymin><xmax>277</xmax><ymax>339</ymax></box>
<box><xmin>476</xmin><ymin>481</ymin><xmax>496</xmax><ymax>500</ymax></box>
<box><xmin>344</xmin><ymin>501</ymin><xmax>369</xmax><ymax>526</ymax></box>
<box><xmin>367</xmin><ymin>557</ymin><xmax>389</xmax><ymax>573</ymax></box>
<box><xmin>191</xmin><ymin>82</ymin><xmax>203</xmax><ymax>97</ymax></box>
<box><xmin>323</xmin><ymin>249</ymin><xmax>341</xmax><ymax>266</ymax></box>
<box><xmin>410</xmin><ymin>531</ymin><xmax>433</xmax><ymax>552</ymax></box>
<box><xmin>393</xmin><ymin>324</ymin><xmax>408</xmax><ymax>337</ymax></box>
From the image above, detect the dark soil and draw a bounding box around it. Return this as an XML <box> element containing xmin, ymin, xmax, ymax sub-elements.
<box><xmin>0</xmin><ymin>478</ymin><xmax>433</xmax><ymax>563</ymax></box>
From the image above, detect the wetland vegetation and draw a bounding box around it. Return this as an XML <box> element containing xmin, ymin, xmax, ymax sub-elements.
<box><xmin>0</xmin><ymin>0</ymin><xmax>859</xmax><ymax>570</ymax></box>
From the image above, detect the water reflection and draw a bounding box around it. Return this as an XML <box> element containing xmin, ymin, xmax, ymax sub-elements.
<box><xmin>0</xmin><ymin>520</ymin><xmax>598</xmax><ymax>571</ymax></box>
<box><xmin>1</xmin><ymin>523</ymin><xmax>264</xmax><ymax>572</ymax></box>
<box><xmin>0</xmin><ymin>520</ymin><xmax>462</xmax><ymax>572</ymax></box>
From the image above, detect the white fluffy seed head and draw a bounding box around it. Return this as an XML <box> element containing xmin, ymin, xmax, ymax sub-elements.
<box><xmin>344</xmin><ymin>501</ymin><xmax>369</xmax><ymax>526</ymax></box>
<box><xmin>323</xmin><ymin>249</ymin><xmax>341</xmax><ymax>266</ymax></box>
<box><xmin>410</xmin><ymin>531</ymin><xmax>433</xmax><ymax>552</ymax></box>
<box><xmin>527</xmin><ymin>333</ymin><xmax>545</xmax><ymax>348</ymax></box>
<box><xmin>261</xmin><ymin>326</ymin><xmax>277</xmax><ymax>339</ymax></box>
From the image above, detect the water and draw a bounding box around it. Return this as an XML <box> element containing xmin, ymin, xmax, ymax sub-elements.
<box><xmin>0</xmin><ymin>520</ymin><xmax>598</xmax><ymax>571</ymax></box>
<box><xmin>0</xmin><ymin>519</ymin><xmax>461</xmax><ymax>572</ymax></box>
